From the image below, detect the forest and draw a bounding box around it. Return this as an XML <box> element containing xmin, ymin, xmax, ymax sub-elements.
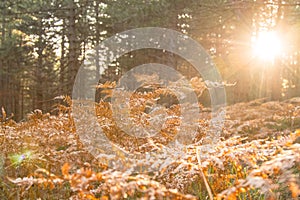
<box><xmin>0</xmin><ymin>0</ymin><xmax>300</xmax><ymax>199</ymax></box>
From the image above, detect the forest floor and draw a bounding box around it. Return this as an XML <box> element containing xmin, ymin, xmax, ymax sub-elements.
<box><xmin>0</xmin><ymin>97</ymin><xmax>299</xmax><ymax>200</ymax></box>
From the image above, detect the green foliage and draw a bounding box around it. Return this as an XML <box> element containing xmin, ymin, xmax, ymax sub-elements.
<box><xmin>8</xmin><ymin>150</ymin><xmax>33</xmax><ymax>168</ymax></box>
<box><xmin>1</xmin><ymin>0</ymin><xmax>300</xmax><ymax>120</ymax></box>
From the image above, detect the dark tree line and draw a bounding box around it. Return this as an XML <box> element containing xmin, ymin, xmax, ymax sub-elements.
<box><xmin>0</xmin><ymin>0</ymin><xmax>300</xmax><ymax>120</ymax></box>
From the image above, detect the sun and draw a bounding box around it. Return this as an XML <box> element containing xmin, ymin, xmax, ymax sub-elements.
<box><xmin>252</xmin><ymin>31</ymin><xmax>283</xmax><ymax>61</ymax></box>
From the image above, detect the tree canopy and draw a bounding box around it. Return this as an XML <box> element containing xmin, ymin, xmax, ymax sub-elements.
<box><xmin>0</xmin><ymin>0</ymin><xmax>300</xmax><ymax>120</ymax></box>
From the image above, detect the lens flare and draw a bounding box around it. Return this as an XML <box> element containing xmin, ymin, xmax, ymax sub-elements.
<box><xmin>252</xmin><ymin>31</ymin><xmax>282</xmax><ymax>61</ymax></box>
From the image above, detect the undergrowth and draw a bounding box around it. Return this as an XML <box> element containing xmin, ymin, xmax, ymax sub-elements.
<box><xmin>0</xmin><ymin>78</ymin><xmax>299</xmax><ymax>200</ymax></box>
